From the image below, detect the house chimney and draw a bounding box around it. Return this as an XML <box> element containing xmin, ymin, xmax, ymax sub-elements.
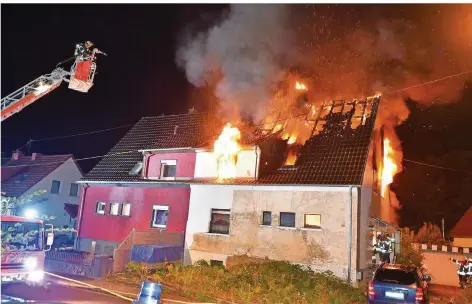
<box><xmin>12</xmin><ymin>150</ymin><xmax>24</xmax><ymax>160</ymax></box>
<box><xmin>31</xmin><ymin>153</ymin><xmax>42</xmax><ymax>160</ymax></box>
<box><xmin>174</xmin><ymin>125</ymin><xmax>179</xmax><ymax>135</ymax></box>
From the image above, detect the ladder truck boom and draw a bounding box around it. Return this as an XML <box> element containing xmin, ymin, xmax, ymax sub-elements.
<box><xmin>1</xmin><ymin>68</ymin><xmax>70</xmax><ymax>121</ymax></box>
<box><xmin>1</xmin><ymin>45</ymin><xmax>107</xmax><ymax>121</ymax></box>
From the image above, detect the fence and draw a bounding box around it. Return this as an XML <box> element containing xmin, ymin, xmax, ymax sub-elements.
<box><xmin>112</xmin><ymin>229</ymin><xmax>184</xmax><ymax>273</ymax></box>
<box><xmin>45</xmin><ymin>250</ymin><xmax>112</xmax><ymax>279</ymax></box>
<box><xmin>420</xmin><ymin>243</ymin><xmax>472</xmax><ymax>287</ymax></box>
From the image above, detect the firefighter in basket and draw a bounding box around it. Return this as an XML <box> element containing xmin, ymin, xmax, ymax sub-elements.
<box><xmin>450</xmin><ymin>257</ymin><xmax>472</xmax><ymax>289</ymax></box>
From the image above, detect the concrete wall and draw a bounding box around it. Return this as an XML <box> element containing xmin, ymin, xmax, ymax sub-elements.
<box><xmin>420</xmin><ymin>246</ymin><xmax>472</xmax><ymax>286</ymax></box>
<box><xmin>22</xmin><ymin>158</ymin><xmax>82</xmax><ymax>229</ymax></box>
<box><xmin>194</xmin><ymin>148</ymin><xmax>260</xmax><ymax>179</ymax></box>
<box><xmin>185</xmin><ymin>184</ymin><xmax>359</xmax><ymax>281</ymax></box>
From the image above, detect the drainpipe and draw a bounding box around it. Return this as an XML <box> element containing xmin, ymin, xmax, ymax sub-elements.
<box><xmin>347</xmin><ymin>185</ymin><xmax>353</xmax><ymax>285</ymax></box>
<box><xmin>75</xmin><ymin>184</ymin><xmax>88</xmax><ymax>250</ymax></box>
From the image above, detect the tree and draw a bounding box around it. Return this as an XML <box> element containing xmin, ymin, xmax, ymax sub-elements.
<box><xmin>415</xmin><ymin>222</ymin><xmax>448</xmax><ymax>246</ymax></box>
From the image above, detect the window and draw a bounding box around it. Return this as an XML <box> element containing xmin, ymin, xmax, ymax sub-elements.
<box><xmin>210</xmin><ymin>260</ymin><xmax>224</xmax><ymax>267</ymax></box>
<box><xmin>121</xmin><ymin>203</ymin><xmax>131</xmax><ymax>216</ymax></box>
<box><xmin>262</xmin><ymin>211</ymin><xmax>272</xmax><ymax>225</ymax></box>
<box><xmin>51</xmin><ymin>180</ymin><xmax>61</xmax><ymax>194</ymax></box>
<box><xmin>304</xmin><ymin>214</ymin><xmax>321</xmax><ymax>229</ymax></box>
<box><xmin>279</xmin><ymin>212</ymin><xmax>295</xmax><ymax>227</ymax></box>
<box><xmin>160</xmin><ymin>160</ymin><xmax>176</xmax><ymax>179</ymax></box>
<box><xmin>110</xmin><ymin>203</ymin><xmax>120</xmax><ymax>216</ymax></box>
<box><xmin>95</xmin><ymin>202</ymin><xmax>106</xmax><ymax>215</ymax></box>
<box><xmin>209</xmin><ymin>209</ymin><xmax>230</xmax><ymax>234</ymax></box>
<box><xmin>129</xmin><ymin>162</ymin><xmax>143</xmax><ymax>176</ymax></box>
<box><xmin>151</xmin><ymin>205</ymin><xmax>169</xmax><ymax>228</ymax></box>
<box><xmin>69</xmin><ymin>183</ymin><xmax>79</xmax><ymax>196</ymax></box>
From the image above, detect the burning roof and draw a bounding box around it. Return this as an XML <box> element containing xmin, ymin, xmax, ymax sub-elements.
<box><xmin>84</xmin><ymin>96</ymin><xmax>379</xmax><ymax>185</ymax></box>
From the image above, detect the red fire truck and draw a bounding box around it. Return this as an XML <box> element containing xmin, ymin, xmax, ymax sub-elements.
<box><xmin>1</xmin><ymin>215</ymin><xmax>54</xmax><ymax>284</ymax></box>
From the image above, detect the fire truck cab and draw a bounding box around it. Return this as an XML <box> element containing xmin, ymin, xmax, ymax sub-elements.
<box><xmin>1</xmin><ymin>215</ymin><xmax>54</xmax><ymax>285</ymax></box>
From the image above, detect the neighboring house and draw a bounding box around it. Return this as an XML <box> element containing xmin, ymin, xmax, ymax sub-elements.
<box><xmin>77</xmin><ymin>97</ymin><xmax>395</xmax><ymax>282</ymax></box>
<box><xmin>1</xmin><ymin>152</ymin><xmax>83</xmax><ymax>229</ymax></box>
<box><xmin>449</xmin><ymin>205</ymin><xmax>472</xmax><ymax>247</ymax></box>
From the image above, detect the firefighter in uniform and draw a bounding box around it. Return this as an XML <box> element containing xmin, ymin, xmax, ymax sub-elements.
<box><xmin>74</xmin><ymin>41</ymin><xmax>94</xmax><ymax>60</ymax></box>
<box><xmin>450</xmin><ymin>257</ymin><xmax>472</xmax><ymax>288</ymax></box>
<box><xmin>384</xmin><ymin>233</ymin><xmax>395</xmax><ymax>264</ymax></box>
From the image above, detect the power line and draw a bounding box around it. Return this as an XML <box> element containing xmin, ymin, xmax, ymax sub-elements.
<box><xmin>403</xmin><ymin>158</ymin><xmax>472</xmax><ymax>174</ymax></box>
<box><xmin>1</xmin><ymin>150</ymin><xmax>138</xmax><ymax>168</ymax></box>
<box><xmin>31</xmin><ymin>123</ymin><xmax>136</xmax><ymax>142</ymax></box>
<box><xmin>383</xmin><ymin>70</ymin><xmax>472</xmax><ymax>96</ymax></box>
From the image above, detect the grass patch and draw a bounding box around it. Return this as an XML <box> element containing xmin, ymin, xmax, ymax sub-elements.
<box><xmin>116</xmin><ymin>260</ymin><xmax>366</xmax><ymax>304</ymax></box>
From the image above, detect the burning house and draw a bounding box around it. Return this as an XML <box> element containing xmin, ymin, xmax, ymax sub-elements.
<box><xmin>75</xmin><ymin>91</ymin><xmax>398</xmax><ymax>281</ymax></box>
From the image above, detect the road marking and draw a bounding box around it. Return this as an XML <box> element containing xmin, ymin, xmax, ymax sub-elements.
<box><xmin>45</xmin><ymin>272</ymin><xmax>133</xmax><ymax>302</ymax></box>
<box><xmin>45</xmin><ymin>272</ymin><xmax>217</xmax><ymax>304</ymax></box>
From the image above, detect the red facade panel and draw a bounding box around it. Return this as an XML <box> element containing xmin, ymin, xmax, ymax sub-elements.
<box><xmin>78</xmin><ymin>185</ymin><xmax>190</xmax><ymax>243</ymax></box>
<box><xmin>145</xmin><ymin>152</ymin><xmax>196</xmax><ymax>179</ymax></box>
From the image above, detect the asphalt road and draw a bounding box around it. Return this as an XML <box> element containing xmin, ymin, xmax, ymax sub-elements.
<box><xmin>1</xmin><ymin>277</ymin><xmax>131</xmax><ymax>303</ymax></box>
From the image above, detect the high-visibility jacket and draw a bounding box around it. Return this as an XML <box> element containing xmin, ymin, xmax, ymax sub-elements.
<box><xmin>451</xmin><ymin>259</ymin><xmax>472</xmax><ymax>275</ymax></box>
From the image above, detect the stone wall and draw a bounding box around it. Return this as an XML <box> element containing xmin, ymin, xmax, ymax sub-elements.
<box><xmin>188</xmin><ymin>187</ymin><xmax>359</xmax><ymax>281</ymax></box>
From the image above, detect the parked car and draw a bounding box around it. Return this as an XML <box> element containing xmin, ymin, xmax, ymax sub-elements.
<box><xmin>368</xmin><ymin>263</ymin><xmax>431</xmax><ymax>303</ymax></box>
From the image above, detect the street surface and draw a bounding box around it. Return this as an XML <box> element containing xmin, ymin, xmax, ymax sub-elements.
<box><xmin>1</xmin><ymin>274</ymin><xmax>130</xmax><ymax>303</ymax></box>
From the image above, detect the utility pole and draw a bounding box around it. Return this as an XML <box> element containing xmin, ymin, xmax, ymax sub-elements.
<box><xmin>442</xmin><ymin>217</ymin><xmax>445</xmax><ymax>240</ymax></box>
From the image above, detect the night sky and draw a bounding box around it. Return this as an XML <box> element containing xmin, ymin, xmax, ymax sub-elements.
<box><xmin>2</xmin><ymin>4</ymin><xmax>472</xmax><ymax>230</ymax></box>
<box><xmin>1</xmin><ymin>4</ymin><xmax>225</xmax><ymax>171</ymax></box>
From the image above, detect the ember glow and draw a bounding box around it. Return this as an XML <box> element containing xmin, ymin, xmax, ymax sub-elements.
<box><xmin>381</xmin><ymin>138</ymin><xmax>398</xmax><ymax>197</ymax></box>
<box><xmin>214</xmin><ymin>123</ymin><xmax>241</xmax><ymax>179</ymax></box>
<box><xmin>295</xmin><ymin>81</ymin><xmax>307</xmax><ymax>91</ymax></box>
<box><xmin>284</xmin><ymin>150</ymin><xmax>297</xmax><ymax>166</ymax></box>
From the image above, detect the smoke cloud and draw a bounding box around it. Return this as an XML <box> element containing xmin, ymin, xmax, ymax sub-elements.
<box><xmin>176</xmin><ymin>4</ymin><xmax>472</xmax><ymax>126</ymax></box>
<box><xmin>176</xmin><ymin>4</ymin><xmax>300</xmax><ymax>122</ymax></box>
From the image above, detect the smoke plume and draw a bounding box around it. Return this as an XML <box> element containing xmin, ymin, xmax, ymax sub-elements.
<box><xmin>176</xmin><ymin>4</ymin><xmax>300</xmax><ymax>122</ymax></box>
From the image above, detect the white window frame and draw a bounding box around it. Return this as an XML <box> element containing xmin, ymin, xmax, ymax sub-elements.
<box><xmin>151</xmin><ymin>205</ymin><xmax>169</xmax><ymax>229</ymax></box>
<box><xmin>160</xmin><ymin>160</ymin><xmax>177</xmax><ymax>180</ymax></box>
<box><xmin>95</xmin><ymin>202</ymin><xmax>106</xmax><ymax>215</ymax></box>
<box><xmin>121</xmin><ymin>203</ymin><xmax>131</xmax><ymax>217</ymax></box>
<box><xmin>51</xmin><ymin>180</ymin><xmax>61</xmax><ymax>194</ymax></box>
<box><xmin>109</xmin><ymin>202</ymin><xmax>120</xmax><ymax>216</ymax></box>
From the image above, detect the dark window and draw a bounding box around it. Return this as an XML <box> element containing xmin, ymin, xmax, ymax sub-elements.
<box><xmin>210</xmin><ymin>260</ymin><xmax>224</xmax><ymax>267</ymax></box>
<box><xmin>160</xmin><ymin>160</ymin><xmax>176</xmax><ymax>178</ymax></box>
<box><xmin>151</xmin><ymin>206</ymin><xmax>169</xmax><ymax>228</ymax></box>
<box><xmin>262</xmin><ymin>211</ymin><xmax>272</xmax><ymax>225</ymax></box>
<box><xmin>280</xmin><ymin>212</ymin><xmax>295</xmax><ymax>227</ymax></box>
<box><xmin>209</xmin><ymin>209</ymin><xmax>230</xmax><ymax>234</ymax></box>
<box><xmin>304</xmin><ymin>214</ymin><xmax>321</xmax><ymax>229</ymax></box>
<box><xmin>51</xmin><ymin>180</ymin><xmax>60</xmax><ymax>194</ymax></box>
<box><xmin>69</xmin><ymin>183</ymin><xmax>79</xmax><ymax>196</ymax></box>
<box><xmin>95</xmin><ymin>202</ymin><xmax>106</xmax><ymax>215</ymax></box>
<box><xmin>374</xmin><ymin>269</ymin><xmax>417</xmax><ymax>285</ymax></box>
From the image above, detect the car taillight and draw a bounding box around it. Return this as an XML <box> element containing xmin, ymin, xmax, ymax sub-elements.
<box><xmin>415</xmin><ymin>287</ymin><xmax>424</xmax><ymax>302</ymax></box>
<box><xmin>368</xmin><ymin>280</ymin><xmax>375</xmax><ymax>296</ymax></box>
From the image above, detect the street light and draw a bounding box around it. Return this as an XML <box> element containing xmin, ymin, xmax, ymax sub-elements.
<box><xmin>24</xmin><ymin>209</ymin><xmax>38</xmax><ymax>219</ymax></box>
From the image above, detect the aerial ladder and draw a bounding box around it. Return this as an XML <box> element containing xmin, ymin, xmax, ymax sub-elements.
<box><xmin>1</xmin><ymin>46</ymin><xmax>107</xmax><ymax>121</ymax></box>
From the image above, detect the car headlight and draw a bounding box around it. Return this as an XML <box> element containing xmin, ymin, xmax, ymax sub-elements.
<box><xmin>24</xmin><ymin>257</ymin><xmax>38</xmax><ymax>270</ymax></box>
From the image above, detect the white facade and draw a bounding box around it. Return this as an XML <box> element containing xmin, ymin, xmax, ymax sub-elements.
<box><xmin>19</xmin><ymin>158</ymin><xmax>83</xmax><ymax>229</ymax></box>
<box><xmin>185</xmin><ymin>184</ymin><xmax>362</xmax><ymax>281</ymax></box>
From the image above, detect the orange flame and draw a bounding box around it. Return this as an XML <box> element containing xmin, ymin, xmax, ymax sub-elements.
<box><xmin>295</xmin><ymin>81</ymin><xmax>307</xmax><ymax>91</ymax></box>
<box><xmin>214</xmin><ymin>123</ymin><xmax>241</xmax><ymax>179</ymax></box>
<box><xmin>284</xmin><ymin>150</ymin><xmax>297</xmax><ymax>166</ymax></box>
<box><xmin>381</xmin><ymin>138</ymin><xmax>398</xmax><ymax>197</ymax></box>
